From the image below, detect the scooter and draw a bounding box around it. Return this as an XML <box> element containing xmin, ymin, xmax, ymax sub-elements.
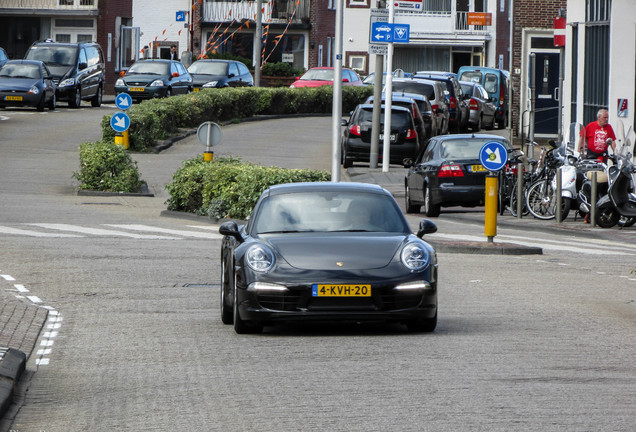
<box><xmin>595</xmin><ymin>148</ymin><xmax>636</xmax><ymax>228</ymax></box>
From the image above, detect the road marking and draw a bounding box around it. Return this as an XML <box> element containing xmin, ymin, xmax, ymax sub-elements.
<box><xmin>105</xmin><ymin>224</ymin><xmax>223</xmax><ymax>239</ymax></box>
<box><xmin>27</xmin><ymin>223</ymin><xmax>181</xmax><ymax>239</ymax></box>
<box><xmin>26</xmin><ymin>295</ymin><xmax>42</xmax><ymax>304</ymax></box>
<box><xmin>1</xmin><ymin>274</ymin><xmax>16</xmax><ymax>281</ymax></box>
<box><xmin>0</xmin><ymin>225</ymin><xmax>82</xmax><ymax>237</ymax></box>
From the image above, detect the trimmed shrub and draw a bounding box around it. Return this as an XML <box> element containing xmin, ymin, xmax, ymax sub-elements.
<box><xmin>73</xmin><ymin>141</ymin><xmax>146</xmax><ymax>192</ymax></box>
<box><xmin>261</xmin><ymin>62</ymin><xmax>304</xmax><ymax>77</ymax></box>
<box><xmin>165</xmin><ymin>156</ymin><xmax>330</xmax><ymax>220</ymax></box>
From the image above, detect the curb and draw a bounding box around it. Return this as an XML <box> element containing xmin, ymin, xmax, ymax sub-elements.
<box><xmin>0</xmin><ymin>348</ymin><xmax>26</xmax><ymax>418</ymax></box>
<box><xmin>427</xmin><ymin>239</ymin><xmax>543</xmax><ymax>255</ymax></box>
<box><xmin>77</xmin><ymin>183</ymin><xmax>154</xmax><ymax>197</ymax></box>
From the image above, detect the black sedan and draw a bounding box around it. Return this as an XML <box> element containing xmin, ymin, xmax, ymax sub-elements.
<box><xmin>404</xmin><ymin>134</ymin><xmax>512</xmax><ymax>217</ymax></box>
<box><xmin>0</xmin><ymin>60</ymin><xmax>56</xmax><ymax>111</ymax></box>
<box><xmin>219</xmin><ymin>182</ymin><xmax>438</xmax><ymax>334</ymax></box>
<box><xmin>188</xmin><ymin>59</ymin><xmax>253</xmax><ymax>90</ymax></box>
<box><xmin>114</xmin><ymin>59</ymin><xmax>192</xmax><ymax>102</ymax></box>
<box><xmin>341</xmin><ymin>104</ymin><xmax>421</xmax><ymax>168</ymax></box>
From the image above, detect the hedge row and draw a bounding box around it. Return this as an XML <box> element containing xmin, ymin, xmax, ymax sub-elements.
<box><xmin>102</xmin><ymin>86</ymin><xmax>374</xmax><ymax>152</ymax></box>
<box><xmin>165</xmin><ymin>156</ymin><xmax>330</xmax><ymax>220</ymax></box>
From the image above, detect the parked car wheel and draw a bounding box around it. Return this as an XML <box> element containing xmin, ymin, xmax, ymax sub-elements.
<box><xmin>424</xmin><ymin>186</ymin><xmax>440</xmax><ymax>217</ymax></box>
<box><xmin>48</xmin><ymin>92</ymin><xmax>56</xmax><ymax>110</ymax></box>
<box><xmin>342</xmin><ymin>146</ymin><xmax>353</xmax><ymax>168</ymax></box>
<box><xmin>69</xmin><ymin>87</ymin><xmax>81</xmax><ymax>108</ymax></box>
<box><xmin>36</xmin><ymin>94</ymin><xmax>46</xmax><ymax>112</ymax></box>
<box><xmin>405</xmin><ymin>185</ymin><xmax>420</xmax><ymax>214</ymax></box>
<box><xmin>165</xmin><ymin>87</ymin><xmax>172</xmax><ymax>98</ymax></box>
<box><xmin>220</xmin><ymin>257</ymin><xmax>233</xmax><ymax>325</ymax></box>
<box><xmin>91</xmin><ymin>85</ymin><xmax>102</xmax><ymax>107</ymax></box>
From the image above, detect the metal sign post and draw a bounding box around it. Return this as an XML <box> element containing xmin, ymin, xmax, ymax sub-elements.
<box><xmin>479</xmin><ymin>141</ymin><xmax>509</xmax><ymax>242</ymax></box>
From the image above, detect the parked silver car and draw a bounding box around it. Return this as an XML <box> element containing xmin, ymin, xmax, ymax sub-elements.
<box><xmin>459</xmin><ymin>81</ymin><xmax>496</xmax><ymax>132</ymax></box>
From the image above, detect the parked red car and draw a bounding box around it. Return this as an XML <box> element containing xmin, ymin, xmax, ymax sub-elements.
<box><xmin>290</xmin><ymin>67</ymin><xmax>363</xmax><ymax>88</ymax></box>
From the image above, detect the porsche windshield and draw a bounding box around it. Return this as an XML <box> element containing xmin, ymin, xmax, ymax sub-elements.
<box><xmin>253</xmin><ymin>191</ymin><xmax>410</xmax><ymax>234</ymax></box>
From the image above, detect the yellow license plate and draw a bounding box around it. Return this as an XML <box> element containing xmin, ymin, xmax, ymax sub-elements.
<box><xmin>128</xmin><ymin>87</ymin><xmax>145</xmax><ymax>92</ymax></box>
<box><xmin>312</xmin><ymin>284</ymin><xmax>371</xmax><ymax>297</ymax></box>
<box><xmin>4</xmin><ymin>96</ymin><xmax>22</xmax><ymax>101</ymax></box>
<box><xmin>470</xmin><ymin>164</ymin><xmax>487</xmax><ymax>172</ymax></box>
<box><xmin>193</xmin><ymin>88</ymin><xmax>200</xmax><ymax>92</ymax></box>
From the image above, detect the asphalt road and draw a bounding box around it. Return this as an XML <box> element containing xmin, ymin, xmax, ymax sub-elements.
<box><xmin>0</xmin><ymin>103</ymin><xmax>635</xmax><ymax>431</ymax></box>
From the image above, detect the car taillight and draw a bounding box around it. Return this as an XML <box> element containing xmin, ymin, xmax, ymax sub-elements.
<box><xmin>406</xmin><ymin>129</ymin><xmax>417</xmax><ymax>140</ymax></box>
<box><xmin>449</xmin><ymin>96</ymin><xmax>457</xmax><ymax>109</ymax></box>
<box><xmin>469</xmin><ymin>98</ymin><xmax>479</xmax><ymax>110</ymax></box>
<box><xmin>500</xmin><ymin>83</ymin><xmax>505</xmax><ymax>105</ymax></box>
<box><xmin>438</xmin><ymin>164</ymin><xmax>464</xmax><ymax>177</ymax></box>
<box><xmin>349</xmin><ymin>125</ymin><xmax>361</xmax><ymax>136</ymax></box>
<box><xmin>431</xmin><ymin>104</ymin><xmax>439</xmax><ymax>111</ymax></box>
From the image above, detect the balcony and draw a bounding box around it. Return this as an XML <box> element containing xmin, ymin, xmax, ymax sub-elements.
<box><xmin>2</xmin><ymin>0</ymin><xmax>98</xmax><ymax>10</ymax></box>
<box><xmin>395</xmin><ymin>9</ymin><xmax>490</xmax><ymax>44</ymax></box>
<box><xmin>202</xmin><ymin>0</ymin><xmax>310</xmax><ymax>24</ymax></box>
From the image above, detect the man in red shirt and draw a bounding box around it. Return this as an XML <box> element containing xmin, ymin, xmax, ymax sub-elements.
<box><xmin>578</xmin><ymin>108</ymin><xmax>616</xmax><ymax>160</ymax></box>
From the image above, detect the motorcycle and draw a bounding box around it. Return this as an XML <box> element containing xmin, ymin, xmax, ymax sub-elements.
<box><xmin>595</xmin><ymin>147</ymin><xmax>636</xmax><ymax>228</ymax></box>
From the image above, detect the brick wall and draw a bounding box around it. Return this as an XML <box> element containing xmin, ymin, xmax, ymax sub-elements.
<box><xmin>97</xmin><ymin>0</ymin><xmax>133</xmax><ymax>93</ymax></box>
<box><xmin>309</xmin><ymin>0</ymin><xmax>336</xmax><ymax>69</ymax></box>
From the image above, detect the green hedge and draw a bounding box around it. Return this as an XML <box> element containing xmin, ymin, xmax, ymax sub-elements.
<box><xmin>73</xmin><ymin>141</ymin><xmax>146</xmax><ymax>192</ymax></box>
<box><xmin>165</xmin><ymin>156</ymin><xmax>330</xmax><ymax>220</ymax></box>
<box><xmin>102</xmin><ymin>86</ymin><xmax>373</xmax><ymax>152</ymax></box>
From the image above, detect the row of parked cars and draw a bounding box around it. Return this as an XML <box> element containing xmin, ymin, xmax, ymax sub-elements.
<box><xmin>0</xmin><ymin>40</ymin><xmax>256</xmax><ymax>111</ymax></box>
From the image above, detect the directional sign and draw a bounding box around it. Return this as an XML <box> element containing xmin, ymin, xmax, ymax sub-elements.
<box><xmin>115</xmin><ymin>93</ymin><xmax>132</xmax><ymax>111</ymax></box>
<box><xmin>370</xmin><ymin>23</ymin><xmax>410</xmax><ymax>44</ymax></box>
<box><xmin>110</xmin><ymin>112</ymin><xmax>131</xmax><ymax>133</ymax></box>
<box><xmin>479</xmin><ymin>141</ymin><xmax>509</xmax><ymax>172</ymax></box>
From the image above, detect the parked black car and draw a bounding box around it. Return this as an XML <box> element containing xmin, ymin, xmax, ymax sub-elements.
<box><xmin>0</xmin><ymin>60</ymin><xmax>56</xmax><ymax>111</ymax></box>
<box><xmin>219</xmin><ymin>182</ymin><xmax>439</xmax><ymax>334</ymax></box>
<box><xmin>24</xmin><ymin>40</ymin><xmax>105</xmax><ymax>108</ymax></box>
<box><xmin>114</xmin><ymin>59</ymin><xmax>192</xmax><ymax>102</ymax></box>
<box><xmin>364</xmin><ymin>93</ymin><xmax>428</xmax><ymax>141</ymax></box>
<box><xmin>404</xmin><ymin>134</ymin><xmax>512</xmax><ymax>217</ymax></box>
<box><xmin>391</xmin><ymin>78</ymin><xmax>450</xmax><ymax>135</ymax></box>
<box><xmin>188</xmin><ymin>59</ymin><xmax>253</xmax><ymax>90</ymax></box>
<box><xmin>459</xmin><ymin>81</ymin><xmax>497</xmax><ymax>131</ymax></box>
<box><xmin>391</xmin><ymin>91</ymin><xmax>438</xmax><ymax>137</ymax></box>
<box><xmin>341</xmin><ymin>103</ymin><xmax>422</xmax><ymax>168</ymax></box>
<box><xmin>413</xmin><ymin>71</ymin><xmax>469</xmax><ymax>133</ymax></box>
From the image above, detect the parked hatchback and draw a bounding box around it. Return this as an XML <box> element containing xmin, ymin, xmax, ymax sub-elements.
<box><xmin>0</xmin><ymin>60</ymin><xmax>56</xmax><ymax>111</ymax></box>
<box><xmin>403</xmin><ymin>134</ymin><xmax>512</xmax><ymax>216</ymax></box>
<box><xmin>457</xmin><ymin>66</ymin><xmax>510</xmax><ymax>129</ymax></box>
<box><xmin>115</xmin><ymin>59</ymin><xmax>192</xmax><ymax>102</ymax></box>
<box><xmin>364</xmin><ymin>93</ymin><xmax>427</xmax><ymax>141</ymax></box>
<box><xmin>391</xmin><ymin>78</ymin><xmax>449</xmax><ymax>135</ymax></box>
<box><xmin>341</xmin><ymin>103</ymin><xmax>421</xmax><ymax>168</ymax></box>
<box><xmin>290</xmin><ymin>67</ymin><xmax>363</xmax><ymax>88</ymax></box>
<box><xmin>459</xmin><ymin>81</ymin><xmax>496</xmax><ymax>131</ymax></box>
<box><xmin>188</xmin><ymin>59</ymin><xmax>253</xmax><ymax>90</ymax></box>
<box><xmin>24</xmin><ymin>40</ymin><xmax>105</xmax><ymax>108</ymax></box>
<box><xmin>414</xmin><ymin>71</ymin><xmax>469</xmax><ymax>133</ymax></box>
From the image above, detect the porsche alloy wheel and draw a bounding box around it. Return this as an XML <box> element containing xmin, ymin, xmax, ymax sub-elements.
<box><xmin>220</xmin><ymin>256</ymin><xmax>233</xmax><ymax>325</ymax></box>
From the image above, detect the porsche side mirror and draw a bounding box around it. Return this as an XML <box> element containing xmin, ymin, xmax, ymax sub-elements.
<box><xmin>219</xmin><ymin>221</ymin><xmax>244</xmax><ymax>243</ymax></box>
<box><xmin>416</xmin><ymin>219</ymin><xmax>437</xmax><ymax>238</ymax></box>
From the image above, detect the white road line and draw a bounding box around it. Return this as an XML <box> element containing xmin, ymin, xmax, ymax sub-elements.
<box><xmin>105</xmin><ymin>224</ymin><xmax>223</xmax><ymax>239</ymax></box>
<box><xmin>26</xmin><ymin>295</ymin><xmax>42</xmax><ymax>304</ymax></box>
<box><xmin>0</xmin><ymin>225</ymin><xmax>83</xmax><ymax>238</ymax></box>
<box><xmin>27</xmin><ymin>223</ymin><xmax>181</xmax><ymax>240</ymax></box>
<box><xmin>14</xmin><ymin>284</ymin><xmax>29</xmax><ymax>292</ymax></box>
<box><xmin>1</xmin><ymin>274</ymin><xmax>16</xmax><ymax>281</ymax></box>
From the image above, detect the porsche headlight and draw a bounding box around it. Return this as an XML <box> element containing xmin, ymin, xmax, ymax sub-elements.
<box><xmin>246</xmin><ymin>244</ymin><xmax>275</xmax><ymax>272</ymax></box>
<box><xmin>202</xmin><ymin>81</ymin><xmax>219</xmax><ymax>88</ymax></box>
<box><xmin>401</xmin><ymin>242</ymin><xmax>429</xmax><ymax>271</ymax></box>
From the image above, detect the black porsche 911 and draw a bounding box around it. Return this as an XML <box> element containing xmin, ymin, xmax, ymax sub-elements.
<box><xmin>219</xmin><ymin>182</ymin><xmax>438</xmax><ymax>334</ymax></box>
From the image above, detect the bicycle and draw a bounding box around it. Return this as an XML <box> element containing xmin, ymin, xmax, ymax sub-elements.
<box><xmin>498</xmin><ymin>141</ymin><xmax>542</xmax><ymax>217</ymax></box>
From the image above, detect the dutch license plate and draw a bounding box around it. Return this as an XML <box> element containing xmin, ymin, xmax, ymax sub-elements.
<box><xmin>193</xmin><ymin>88</ymin><xmax>200</xmax><ymax>92</ymax></box>
<box><xmin>312</xmin><ymin>284</ymin><xmax>371</xmax><ymax>297</ymax></box>
<box><xmin>4</xmin><ymin>96</ymin><xmax>22</xmax><ymax>101</ymax></box>
<box><xmin>128</xmin><ymin>87</ymin><xmax>145</xmax><ymax>92</ymax></box>
<box><xmin>379</xmin><ymin>134</ymin><xmax>397</xmax><ymax>142</ymax></box>
<box><xmin>470</xmin><ymin>164</ymin><xmax>487</xmax><ymax>172</ymax></box>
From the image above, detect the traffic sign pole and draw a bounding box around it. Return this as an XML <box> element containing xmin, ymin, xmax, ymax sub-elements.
<box><xmin>382</xmin><ymin>1</ymin><xmax>395</xmax><ymax>173</ymax></box>
<box><xmin>479</xmin><ymin>141</ymin><xmax>509</xmax><ymax>242</ymax></box>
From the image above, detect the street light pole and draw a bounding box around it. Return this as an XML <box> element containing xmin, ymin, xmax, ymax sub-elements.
<box><xmin>254</xmin><ymin>0</ymin><xmax>263</xmax><ymax>87</ymax></box>
<box><xmin>331</xmin><ymin>0</ymin><xmax>344</xmax><ymax>181</ymax></box>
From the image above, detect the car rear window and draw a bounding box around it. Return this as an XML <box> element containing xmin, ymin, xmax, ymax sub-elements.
<box><xmin>392</xmin><ymin>82</ymin><xmax>435</xmax><ymax>100</ymax></box>
<box><xmin>440</xmin><ymin>138</ymin><xmax>507</xmax><ymax>159</ymax></box>
<box><xmin>358</xmin><ymin>108</ymin><xmax>411</xmax><ymax>128</ymax></box>
<box><xmin>458</xmin><ymin>71</ymin><xmax>482</xmax><ymax>84</ymax></box>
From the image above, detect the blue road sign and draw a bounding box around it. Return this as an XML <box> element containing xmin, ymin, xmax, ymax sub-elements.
<box><xmin>110</xmin><ymin>112</ymin><xmax>131</xmax><ymax>133</ymax></box>
<box><xmin>479</xmin><ymin>141</ymin><xmax>509</xmax><ymax>172</ymax></box>
<box><xmin>115</xmin><ymin>93</ymin><xmax>132</xmax><ymax>111</ymax></box>
<box><xmin>370</xmin><ymin>23</ymin><xmax>410</xmax><ymax>43</ymax></box>
<box><xmin>176</xmin><ymin>11</ymin><xmax>186</xmax><ymax>22</ymax></box>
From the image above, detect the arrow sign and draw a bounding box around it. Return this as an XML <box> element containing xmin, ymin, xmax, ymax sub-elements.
<box><xmin>115</xmin><ymin>93</ymin><xmax>132</xmax><ymax>111</ymax></box>
<box><xmin>479</xmin><ymin>141</ymin><xmax>509</xmax><ymax>172</ymax></box>
<box><xmin>371</xmin><ymin>22</ymin><xmax>393</xmax><ymax>43</ymax></box>
<box><xmin>110</xmin><ymin>112</ymin><xmax>131</xmax><ymax>133</ymax></box>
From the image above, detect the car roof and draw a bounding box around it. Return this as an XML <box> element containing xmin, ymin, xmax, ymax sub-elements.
<box><xmin>368</xmin><ymin>94</ymin><xmax>418</xmax><ymax>104</ymax></box>
<box><xmin>30</xmin><ymin>40</ymin><xmax>97</xmax><ymax>48</ymax></box>
<box><xmin>193</xmin><ymin>59</ymin><xmax>234</xmax><ymax>64</ymax></box>
<box><xmin>358</xmin><ymin>103</ymin><xmax>412</xmax><ymax>113</ymax></box>
<box><xmin>392</xmin><ymin>91</ymin><xmax>430</xmax><ymax>101</ymax></box>
<box><xmin>265</xmin><ymin>182</ymin><xmax>391</xmax><ymax>197</ymax></box>
<box><xmin>433</xmin><ymin>133</ymin><xmax>511</xmax><ymax>143</ymax></box>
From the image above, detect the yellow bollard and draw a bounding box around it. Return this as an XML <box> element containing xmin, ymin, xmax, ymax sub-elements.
<box><xmin>122</xmin><ymin>130</ymin><xmax>129</xmax><ymax>149</ymax></box>
<box><xmin>203</xmin><ymin>151</ymin><xmax>214</xmax><ymax>161</ymax></box>
<box><xmin>484</xmin><ymin>174</ymin><xmax>498</xmax><ymax>242</ymax></box>
<box><xmin>114</xmin><ymin>133</ymin><xmax>124</xmax><ymax>147</ymax></box>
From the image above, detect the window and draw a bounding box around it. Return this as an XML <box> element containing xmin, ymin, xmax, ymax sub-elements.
<box><xmin>347</xmin><ymin>0</ymin><xmax>369</xmax><ymax>8</ymax></box>
<box><xmin>229</xmin><ymin>62</ymin><xmax>239</xmax><ymax>77</ymax></box>
<box><xmin>346</xmin><ymin>52</ymin><xmax>368</xmax><ymax>75</ymax></box>
<box><xmin>56</xmin><ymin>34</ymin><xmax>71</xmax><ymax>43</ymax></box>
<box><xmin>583</xmin><ymin>0</ymin><xmax>611</xmax><ymax>124</ymax></box>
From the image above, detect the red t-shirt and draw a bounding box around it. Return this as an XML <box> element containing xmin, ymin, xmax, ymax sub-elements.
<box><xmin>580</xmin><ymin>121</ymin><xmax>617</xmax><ymax>153</ymax></box>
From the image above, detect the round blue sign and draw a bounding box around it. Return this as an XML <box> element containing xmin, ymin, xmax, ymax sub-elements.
<box><xmin>110</xmin><ymin>112</ymin><xmax>131</xmax><ymax>133</ymax></box>
<box><xmin>479</xmin><ymin>141</ymin><xmax>509</xmax><ymax>172</ymax></box>
<box><xmin>115</xmin><ymin>93</ymin><xmax>132</xmax><ymax>111</ymax></box>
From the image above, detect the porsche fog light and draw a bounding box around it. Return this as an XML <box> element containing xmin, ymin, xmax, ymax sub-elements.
<box><xmin>246</xmin><ymin>245</ymin><xmax>275</xmax><ymax>272</ymax></box>
<box><xmin>401</xmin><ymin>242</ymin><xmax>429</xmax><ymax>271</ymax></box>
